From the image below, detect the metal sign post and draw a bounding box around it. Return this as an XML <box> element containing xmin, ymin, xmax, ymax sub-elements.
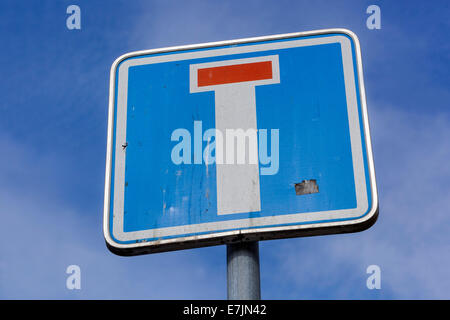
<box><xmin>227</xmin><ymin>241</ymin><xmax>261</xmax><ymax>300</ymax></box>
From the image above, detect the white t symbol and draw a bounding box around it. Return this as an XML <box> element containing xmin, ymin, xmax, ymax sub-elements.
<box><xmin>190</xmin><ymin>55</ymin><xmax>280</xmax><ymax>215</ymax></box>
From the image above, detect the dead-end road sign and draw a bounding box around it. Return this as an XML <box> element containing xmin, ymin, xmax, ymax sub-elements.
<box><xmin>103</xmin><ymin>29</ymin><xmax>378</xmax><ymax>256</ymax></box>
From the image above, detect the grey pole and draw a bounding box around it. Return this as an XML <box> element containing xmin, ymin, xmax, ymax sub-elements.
<box><xmin>227</xmin><ymin>241</ymin><xmax>261</xmax><ymax>300</ymax></box>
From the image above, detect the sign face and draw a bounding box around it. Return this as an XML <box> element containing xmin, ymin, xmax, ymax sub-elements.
<box><xmin>103</xmin><ymin>29</ymin><xmax>378</xmax><ymax>255</ymax></box>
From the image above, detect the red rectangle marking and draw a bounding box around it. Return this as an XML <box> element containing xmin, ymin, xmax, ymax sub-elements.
<box><xmin>197</xmin><ymin>61</ymin><xmax>273</xmax><ymax>87</ymax></box>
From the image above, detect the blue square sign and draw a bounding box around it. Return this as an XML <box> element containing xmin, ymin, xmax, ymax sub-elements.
<box><xmin>103</xmin><ymin>29</ymin><xmax>378</xmax><ymax>255</ymax></box>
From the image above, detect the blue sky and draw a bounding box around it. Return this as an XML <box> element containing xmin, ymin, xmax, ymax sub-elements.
<box><xmin>0</xmin><ymin>0</ymin><xmax>449</xmax><ymax>299</ymax></box>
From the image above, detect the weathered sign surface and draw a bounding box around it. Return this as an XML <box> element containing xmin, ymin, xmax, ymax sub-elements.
<box><xmin>103</xmin><ymin>29</ymin><xmax>378</xmax><ymax>255</ymax></box>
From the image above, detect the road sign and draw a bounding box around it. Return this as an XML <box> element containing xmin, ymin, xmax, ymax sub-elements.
<box><xmin>103</xmin><ymin>29</ymin><xmax>378</xmax><ymax>255</ymax></box>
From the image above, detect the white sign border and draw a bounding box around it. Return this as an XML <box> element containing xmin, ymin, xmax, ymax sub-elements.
<box><xmin>103</xmin><ymin>28</ymin><xmax>378</xmax><ymax>254</ymax></box>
